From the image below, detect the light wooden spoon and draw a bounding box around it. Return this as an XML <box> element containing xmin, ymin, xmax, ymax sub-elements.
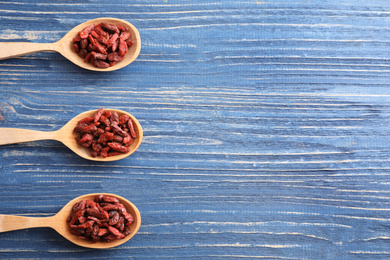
<box><xmin>0</xmin><ymin>17</ymin><xmax>141</xmax><ymax>71</ymax></box>
<box><xmin>0</xmin><ymin>108</ymin><xmax>143</xmax><ymax>161</ymax></box>
<box><xmin>0</xmin><ymin>193</ymin><xmax>141</xmax><ymax>249</ymax></box>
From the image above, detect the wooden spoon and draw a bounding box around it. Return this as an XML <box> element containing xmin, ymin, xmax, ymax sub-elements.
<box><xmin>0</xmin><ymin>17</ymin><xmax>141</xmax><ymax>71</ymax></box>
<box><xmin>0</xmin><ymin>108</ymin><xmax>143</xmax><ymax>161</ymax></box>
<box><xmin>0</xmin><ymin>193</ymin><xmax>141</xmax><ymax>249</ymax></box>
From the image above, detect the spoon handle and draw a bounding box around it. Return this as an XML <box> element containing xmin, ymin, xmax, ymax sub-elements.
<box><xmin>0</xmin><ymin>214</ymin><xmax>52</xmax><ymax>232</ymax></box>
<box><xmin>0</xmin><ymin>128</ymin><xmax>54</xmax><ymax>145</ymax></box>
<box><xmin>0</xmin><ymin>42</ymin><xmax>55</xmax><ymax>60</ymax></box>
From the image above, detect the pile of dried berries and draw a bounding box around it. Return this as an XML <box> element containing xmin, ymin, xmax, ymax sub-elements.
<box><xmin>74</xmin><ymin>107</ymin><xmax>137</xmax><ymax>158</ymax></box>
<box><xmin>67</xmin><ymin>194</ymin><xmax>135</xmax><ymax>243</ymax></box>
<box><xmin>73</xmin><ymin>22</ymin><xmax>133</xmax><ymax>68</ymax></box>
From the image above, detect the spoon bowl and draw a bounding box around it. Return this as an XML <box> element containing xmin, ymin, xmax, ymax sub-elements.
<box><xmin>0</xmin><ymin>17</ymin><xmax>141</xmax><ymax>71</ymax></box>
<box><xmin>0</xmin><ymin>193</ymin><xmax>141</xmax><ymax>249</ymax></box>
<box><xmin>0</xmin><ymin>108</ymin><xmax>143</xmax><ymax>161</ymax></box>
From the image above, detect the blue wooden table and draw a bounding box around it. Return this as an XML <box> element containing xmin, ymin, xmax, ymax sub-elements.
<box><xmin>1</xmin><ymin>0</ymin><xmax>390</xmax><ymax>259</ymax></box>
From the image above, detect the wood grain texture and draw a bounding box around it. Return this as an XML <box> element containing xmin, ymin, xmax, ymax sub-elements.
<box><xmin>1</xmin><ymin>0</ymin><xmax>390</xmax><ymax>259</ymax></box>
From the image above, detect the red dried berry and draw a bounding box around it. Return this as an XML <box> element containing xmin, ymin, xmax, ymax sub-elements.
<box><xmin>73</xmin><ymin>23</ymin><xmax>133</xmax><ymax>69</ymax></box>
<box><xmin>120</xmin><ymin>32</ymin><xmax>131</xmax><ymax>41</ymax></box>
<box><xmin>108</xmin><ymin>142</ymin><xmax>130</xmax><ymax>153</ymax></box>
<box><xmin>118</xmin><ymin>38</ymin><xmax>128</xmax><ymax>56</ymax></box>
<box><xmin>101</xmin><ymin>22</ymin><xmax>120</xmax><ymax>34</ymax></box>
<box><xmin>67</xmin><ymin>194</ymin><xmax>134</xmax><ymax>243</ymax></box>
<box><xmin>107</xmin><ymin>32</ymin><xmax>119</xmax><ymax>47</ymax></box>
<box><xmin>74</xmin><ymin>108</ymin><xmax>137</xmax><ymax>158</ymax></box>
<box><xmin>91</xmin><ymin>58</ymin><xmax>110</xmax><ymax>68</ymax></box>
<box><xmin>79</xmin><ymin>24</ymin><xmax>95</xmax><ymax>39</ymax></box>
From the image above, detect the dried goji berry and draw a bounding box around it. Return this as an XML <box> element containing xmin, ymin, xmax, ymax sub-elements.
<box><xmin>113</xmin><ymin>135</ymin><xmax>123</xmax><ymax>143</ymax></box>
<box><xmin>99</xmin><ymin>115</ymin><xmax>110</xmax><ymax>126</ymax></box>
<box><xmin>98</xmin><ymin>228</ymin><xmax>109</xmax><ymax>237</ymax></box>
<box><xmin>90</xmin><ymin>58</ymin><xmax>110</xmax><ymax>68</ymax></box>
<box><xmin>112</xmin><ymin>125</ymin><xmax>128</xmax><ymax>137</ymax></box>
<box><xmin>102</xmin><ymin>204</ymin><xmax>120</xmax><ymax>212</ymax></box>
<box><xmin>93</xmin><ymin>107</ymin><xmax>104</xmax><ymax>123</ymax></box>
<box><xmin>90</xmin><ymin>51</ymin><xmax>107</xmax><ymax>60</ymax></box>
<box><xmin>127</xmin><ymin>118</ymin><xmax>137</xmax><ymax>138</ymax></box>
<box><xmin>79</xmin><ymin>24</ymin><xmax>95</xmax><ymax>39</ymax></box>
<box><xmin>111</xmin><ymin>39</ymin><xmax>119</xmax><ymax>52</ymax></box>
<box><xmin>72</xmin><ymin>23</ymin><xmax>133</xmax><ymax>68</ymax></box>
<box><xmin>78</xmin><ymin>48</ymin><xmax>88</xmax><ymax>58</ymax></box>
<box><xmin>107</xmin><ymin>226</ymin><xmax>124</xmax><ymax>239</ymax></box>
<box><xmin>119</xmin><ymin>32</ymin><xmax>131</xmax><ymax>41</ymax></box>
<box><xmin>118</xmin><ymin>114</ymin><xmax>130</xmax><ymax>125</ymax></box>
<box><xmin>122</xmin><ymin>212</ymin><xmax>134</xmax><ymax>223</ymax></box>
<box><xmin>68</xmin><ymin>209</ymin><xmax>85</xmax><ymax>225</ymax></box>
<box><xmin>97</xmin><ymin>132</ymin><xmax>114</xmax><ymax>143</ymax></box>
<box><xmin>80</xmin><ymin>139</ymin><xmax>93</xmax><ymax>148</ymax></box>
<box><xmin>78</xmin><ymin>117</ymin><xmax>94</xmax><ymax>124</ymax></box>
<box><xmin>84</xmin><ymin>52</ymin><xmax>92</xmax><ymax>62</ymax></box>
<box><xmin>73</xmin><ymin>200</ymin><xmax>86</xmax><ymax>213</ymax></box>
<box><xmin>123</xmin><ymin>225</ymin><xmax>131</xmax><ymax>236</ymax></box>
<box><xmin>74</xmin><ymin>108</ymin><xmax>136</xmax><ymax>158</ymax></box>
<box><xmin>118</xmin><ymin>38</ymin><xmax>128</xmax><ymax>56</ymax></box>
<box><xmin>92</xmin><ymin>143</ymin><xmax>103</xmax><ymax>152</ymax></box>
<box><xmin>110</xmin><ymin>111</ymin><xmax>119</xmax><ymax>126</ymax></box>
<box><xmin>108</xmin><ymin>212</ymin><xmax>120</xmax><ymax>226</ymax></box>
<box><xmin>102</xmin><ymin>110</ymin><xmax>111</xmax><ymax>118</ymax></box>
<box><xmin>86</xmin><ymin>208</ymin><xmax>109</xmax><ymax>220</ymax></box>
<box><xmin>73</xmin><ymin>43</ymin><xmax>80</xmax><ymax>53</ymax></box>
<box><xmin>102</xmin><ymin>195</ymin><xmax>120</xmax><ymax>204</ymax></box>
<box><xmin>98</xmin><ymin>35</ymin><xmax>109</xmax><ymax>46</ymax></box>
<box><xmin>122</xmin><ymin>135</ymin><xmax>131</xmax><ymax>144</ymax></box>
<box><xmin>90</xmin><ymin>30</ymin><xmax>99</xmax><ymax>39</ymax></box>
<box><xmin>93</xmin><ymin>41</ymin><xmax>108</xmax><ymax>55</ymax></box>
<box><xmin>87</xmin><ymin>34</ymin><xmax>96</xmax><ymax>45</ymax></box>
<box><xmin>80</xmin><ymin>38</ymin><xmax>89</xmax><ymax>49</ymax></box>
<box><xmin>67</xmin><ymin>194</ymin><xmax>135</xmax><ymax>243</ymax></box>
<box><xmin>108</xmin><ymin>52</ymin><xmax>124</xmax><ymax>62</ymax></box>
<box><xmin>94</xmin><ymin>128</ymin><xmax>105</xmax><ymax>136</ymax></box>
<box><xmin>94</xmin><ymin>25</ymin><xmax>107</xmax><ymax>36</ymax></box>
<box><xmin>100</xmin><ymin>146</ymin><xmax>110</xmax><ymax>158</ymax></box>
<box><xmin>117</xmin><ymin>25</ymin><xmax>128</xmax><ymax>32</ymax></box>
<box><xmin>126</xmin><ymin>39</ymin><xmax>133</xmax><ymax>47</ymax></box>
<box><xmin>101</xmin><ymin>22</ymin><xmax>120</xmax><ymax>34</ymax></box>
<box><xmin>108</xmin><ymin>142</ymin><xmax>130</xmax><ymax>153</ymax></box>
<box><xmin>115</xmin><ymin>216</ymin><xmax>125</xmax><ymax>231</ymax></box>
<box><xmin>107</xmin><ymin>32</ymin><xmax>119</xmax><ymax>47</ymax></box>
<box><xmin>81</xmin><ymin>124</ymin><xmax>97</xmax><ymax>133</ymax></box>
<box><xmin>79</xmin><ymin>133</ymin><xmax>93</xmax><ymax>143</ymax></box>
